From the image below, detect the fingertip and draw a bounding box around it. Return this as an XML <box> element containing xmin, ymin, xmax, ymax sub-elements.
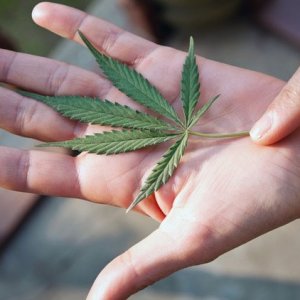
<box><xmin>249</xmin><ymin>126</ymin><xmax>266</xmax><ymax>144</ymax></box>
<box><xmin>250</xmin><ymin>127</ymin><xmax>282</xmax><ymax>146</ymax></box>
<box><xmin>250</xmin><ymin>128</ymin><xmax>273</xmax><ymax>145</ymax></box>
<box><xmin>250</xmin><ymin>113</ymin><xmax>273</xmax><ymax>145</ymax></box>
<box><xmin>250</xmin><ymin>110</ymin><xmax>295</xmax><ymax>145</ymax></box>
<box><xmin>32</xmin><ymin>2</ymin><xmax>50</xmax><ymax>25</ymax></box>
<box><xmin>31</xmin><ymin>2</ymin><xmax>76</xmax><ymax>39</ymax></box>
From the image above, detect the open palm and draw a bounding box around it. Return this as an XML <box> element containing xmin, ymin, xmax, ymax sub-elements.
<box><xmin>1</xmin><ymin>3</ymin><xmax>299</xmax><ymax>299</ymax></box>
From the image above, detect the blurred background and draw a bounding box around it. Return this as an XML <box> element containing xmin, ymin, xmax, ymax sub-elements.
<box><xmin>0</xmin><ymin>0</ymin><xmax>89</xmax><ymax>55</ymax></box>
<box><xmin>0</xmin><ymin>0</ymin><xmax>300</xmax><ymax>299</ymax></box>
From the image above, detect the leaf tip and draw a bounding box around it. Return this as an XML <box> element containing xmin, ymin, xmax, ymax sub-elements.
<box><xmin>189</xmin><ymin>36</ymin><xmax>194</xmax><ymax>45</ymax></box>
<box><xmin>126</xmin><ymin>201</ymin><xmax>136</xmax><ymax>213</ymax></box>
<box><xmin>35</xmin><ymin>142</ymin><xmax>66</xmax><ymax>149</ymax></box>
<box><xmin>189</xmin><ymin>36</ymin><xmax>195</xmax><ymax>54</ymax></box>
<box><xmin>77</xmin><ymin>30</ymin><xmax>84</xmax><ymax>39</ymax></box>
<box><xmin>77</xmin><ymin>30</ymin><xmax>91</xmax><ymax>48</ymax></box>
<box><xmin>126</xmin><ymin>192</ymin><xmax>144</xmax><ymax>213</ymax></box>
<box><xmin>35</xmin><ymin>143</ymin><xmax>50</xmax><ymax>148</ymax></box>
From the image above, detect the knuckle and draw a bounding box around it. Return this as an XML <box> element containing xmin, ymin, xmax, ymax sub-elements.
<box><xmin>15</xmin><ymin>97</ymin><xmax>39</xmax><ymax>135</ymax></box>
<box><xmin>279</xmin><ymin>86</ymin><xmax>300</xmax><ymax>108</ymax></box>
<box><xmin>46</xmin><ymin>63</ymin><xmax>69</xmax><ymax>94</ymax></box>
<box><xmin>73</xmin><ymin>14</ymin><xmax>88</xmax><ymax>40</ymax></box>
<box><xmin>15</xmin><ymin>97</ymin><xmax>26</xmax><ymax>135</ymax></box>
<box><xmin>181</xmin><ymin>225</ymin><xmax>219</xmax><ymax>265</ymax></box>
<box><xmin>119</xmin><ymin>249</ymin><xmax>140</xmax><ymax>279</ymax></box>
<box><xmin>1</xmin><ymin>51</ymin><xmax>17</xmax><ymax>82</ymax></box>
<box><xmin>162</xmin><ymin>219</ymin><xmax>219</xmax><ymax>266</ymax></box>
<box><xmin>102</xmin><ymin>30</ymin><xmax>123</xmax><ymax>55</ymax></box>
<box><xmin>17</xmin><ymin>150</ymin><xmax>30</xmax><ymax>191</ymax></box>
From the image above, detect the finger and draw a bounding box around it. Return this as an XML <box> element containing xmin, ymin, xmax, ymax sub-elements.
<box><xmin>0</xmin><ymin>48</ymin><xmax>110</xmax><ymax>97</ymax></box>
<box><xmin>0</xmin><ymin>146</ymin><xmax>167</xmax><ymax>220</ymax></box>
<box><xmin>87</xmin><ymin>229</ymin><xmax>184</xmax><ymax>299</ymax></box>
<box><xmin>87</xmin><ymin>213</ymin><xmax>210</xmax><ymax>299</ymax></box>
<box><xmin>0</xmin><ymin>87</ymin><xmax>84</xmax><ymax>141</ymax></box>
<box><xmin>0</xmin><ymin>146</ymin><xmax>116</xmax><ymax>205</ymax></box>
<box><xmin>31</xmin><ymin>2</ymin><xmax>185</xmax><ymax>105</ymax></box>
<box><xmin>0</xmin><ymin>146</ymin><xmax>82</xmax><ymax>198</ymax></box>
<box><xmin>133</xmin><ymin>194</ymin><xmax>165</xmax><ymax>223</ymax></box>
<box><xmin>32</xmin><ymin>2</ymin><xmax>158</xmax><ymax>66</ymax></box>
<box><xmin>250</xmin><ymin>67</ymin><xmax>300</xmax><ymax>145</ymax></box>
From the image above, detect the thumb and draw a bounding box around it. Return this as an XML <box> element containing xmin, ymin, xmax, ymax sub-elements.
<box><xmin>86</xmin><ymin>225</ymin><xmax>195</xmax><ymax>299</ymax></box>
<box><xmin>250</xmin><ymin>67</ymin><xmax>300</xmax><ymax>145</ymax></box>
<box><xmin>87</xmin><ymin>216</ymin><xmax>210</xmax><ymax>300</ymax></box>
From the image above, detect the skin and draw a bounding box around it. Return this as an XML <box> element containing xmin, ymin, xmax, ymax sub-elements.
<box><xmin>0</xmin><ymin>2</ymin><xmax>300</xmax><ymax>299</ymax></box>
<box><xmin>250</xmin><ymin>67</ymin><xmax>300</xmax><ymax>145</ymax></box>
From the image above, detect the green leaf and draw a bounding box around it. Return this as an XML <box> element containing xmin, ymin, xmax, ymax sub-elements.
<box><xmin>78</xmin><ymin>31</ymin><xmax>182</xmax><ymax>126</ymax></box>
<box><xmin>20</xmin><ymin>91</ymin><xmax>175</xmax><ymax>131</ymax></box>
<box><xmin>188</xmin><ymin>94</ymin><xmax>220</xmax><ymax>129</ymax></box>
<box><xmin>127</xmin><ymin>132</ymin><xmax>188</xmax><ymax>212</ymax></box>
<box><xmin>181</xmin><ymin>36</ymin><xmax>200</xmax><ymax>127</ymax></box>
<box><xmin>39</xmin><ymin>130</ymin><xmax>179</xmax><ymax>155</ymax></box>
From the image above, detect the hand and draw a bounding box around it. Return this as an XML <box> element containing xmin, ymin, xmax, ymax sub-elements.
<box><xmin>250</xmin><ymin>66</ymin><xmax>300</xmax><ymax>144</ymax></box>
<box><xmin>1</xmin><ymin>2</ymin><xmax>299</xmax><ymax>299</ymax></box>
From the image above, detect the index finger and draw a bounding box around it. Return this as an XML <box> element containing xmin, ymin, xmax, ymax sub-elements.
<box><xmin>32</xmin><ymin>2</ymin><xmax>158</xmax><ymax>66</ymax></box>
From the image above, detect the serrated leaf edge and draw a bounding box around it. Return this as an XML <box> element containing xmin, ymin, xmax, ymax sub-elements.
<box><xmin>181</xmin><ymin>36</ymin><xmax>200</xmax><ymax>127</ymax></box>
<box><xmin>20</xmin><ymin>91</ymin><xmax>176</xmax><ymax>132</ymax></box>
<box><xmin>78</xmin><ymin>31</ymin><xmax>183</xmax><ymax>126</ymax></box>
<box><xmin>127</xmin><ymin>132</ymin><xmax>188</xmax><ymax>212</ymax></box>
<box><xmin>38</xmin><ymin>130</ymin><xmax>180</xmax><ymax>155</ymax></box>
<box><xmin>188</xmin><ymin>94</ymin><xmax>220</xmax><ymax>129</ymax></box>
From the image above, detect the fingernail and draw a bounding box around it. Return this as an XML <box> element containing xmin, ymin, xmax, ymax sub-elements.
<box><xmin>250</xmin><ymin>113</ymin><xmax>273</xmax><ymax>141</ymax></box>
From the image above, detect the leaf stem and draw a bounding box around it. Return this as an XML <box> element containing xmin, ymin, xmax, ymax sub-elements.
<box><xmin>188</xmin><ymin>130</ymin><xmax>249</xmax><ymax>139</ymax></box>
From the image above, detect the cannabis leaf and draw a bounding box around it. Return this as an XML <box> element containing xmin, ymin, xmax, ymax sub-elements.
<box><xmin>127</xmin><ymin>133</ymin><xmax>188</xmax><ymax>212</ymax></box>
<box><xmin>181</xmin><ymin>37</ymin><xmax>200</xmax><ymax>127</ymax></box>
<box><xmin>188</xmin><ymin>94</ymin><xmax>220</xmax><ymax>129</ymax></box>
<box><xmin>20</xmin><ymin>32</ymin><xmax>248</xmax><ymax>211</ymax></box>
<box><xmin>20</xmin><ymin>91</ymin><xmax>175</xmax><ymax>131</ymax></box>
<box><xmin>78</xmin><ymin>31</ymin><xmax>182</xmax><ymax>126</ymax></box>
<box><xmin>39</xmin><ymin>130</ymin><xmax>177</xmax><ymax>155</ymax></box>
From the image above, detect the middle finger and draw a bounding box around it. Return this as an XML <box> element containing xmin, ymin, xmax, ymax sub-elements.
<box><xmin>0</xmin><ymin>48</ymin><xmax>110</xmax><ymax>97</ymax></box>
